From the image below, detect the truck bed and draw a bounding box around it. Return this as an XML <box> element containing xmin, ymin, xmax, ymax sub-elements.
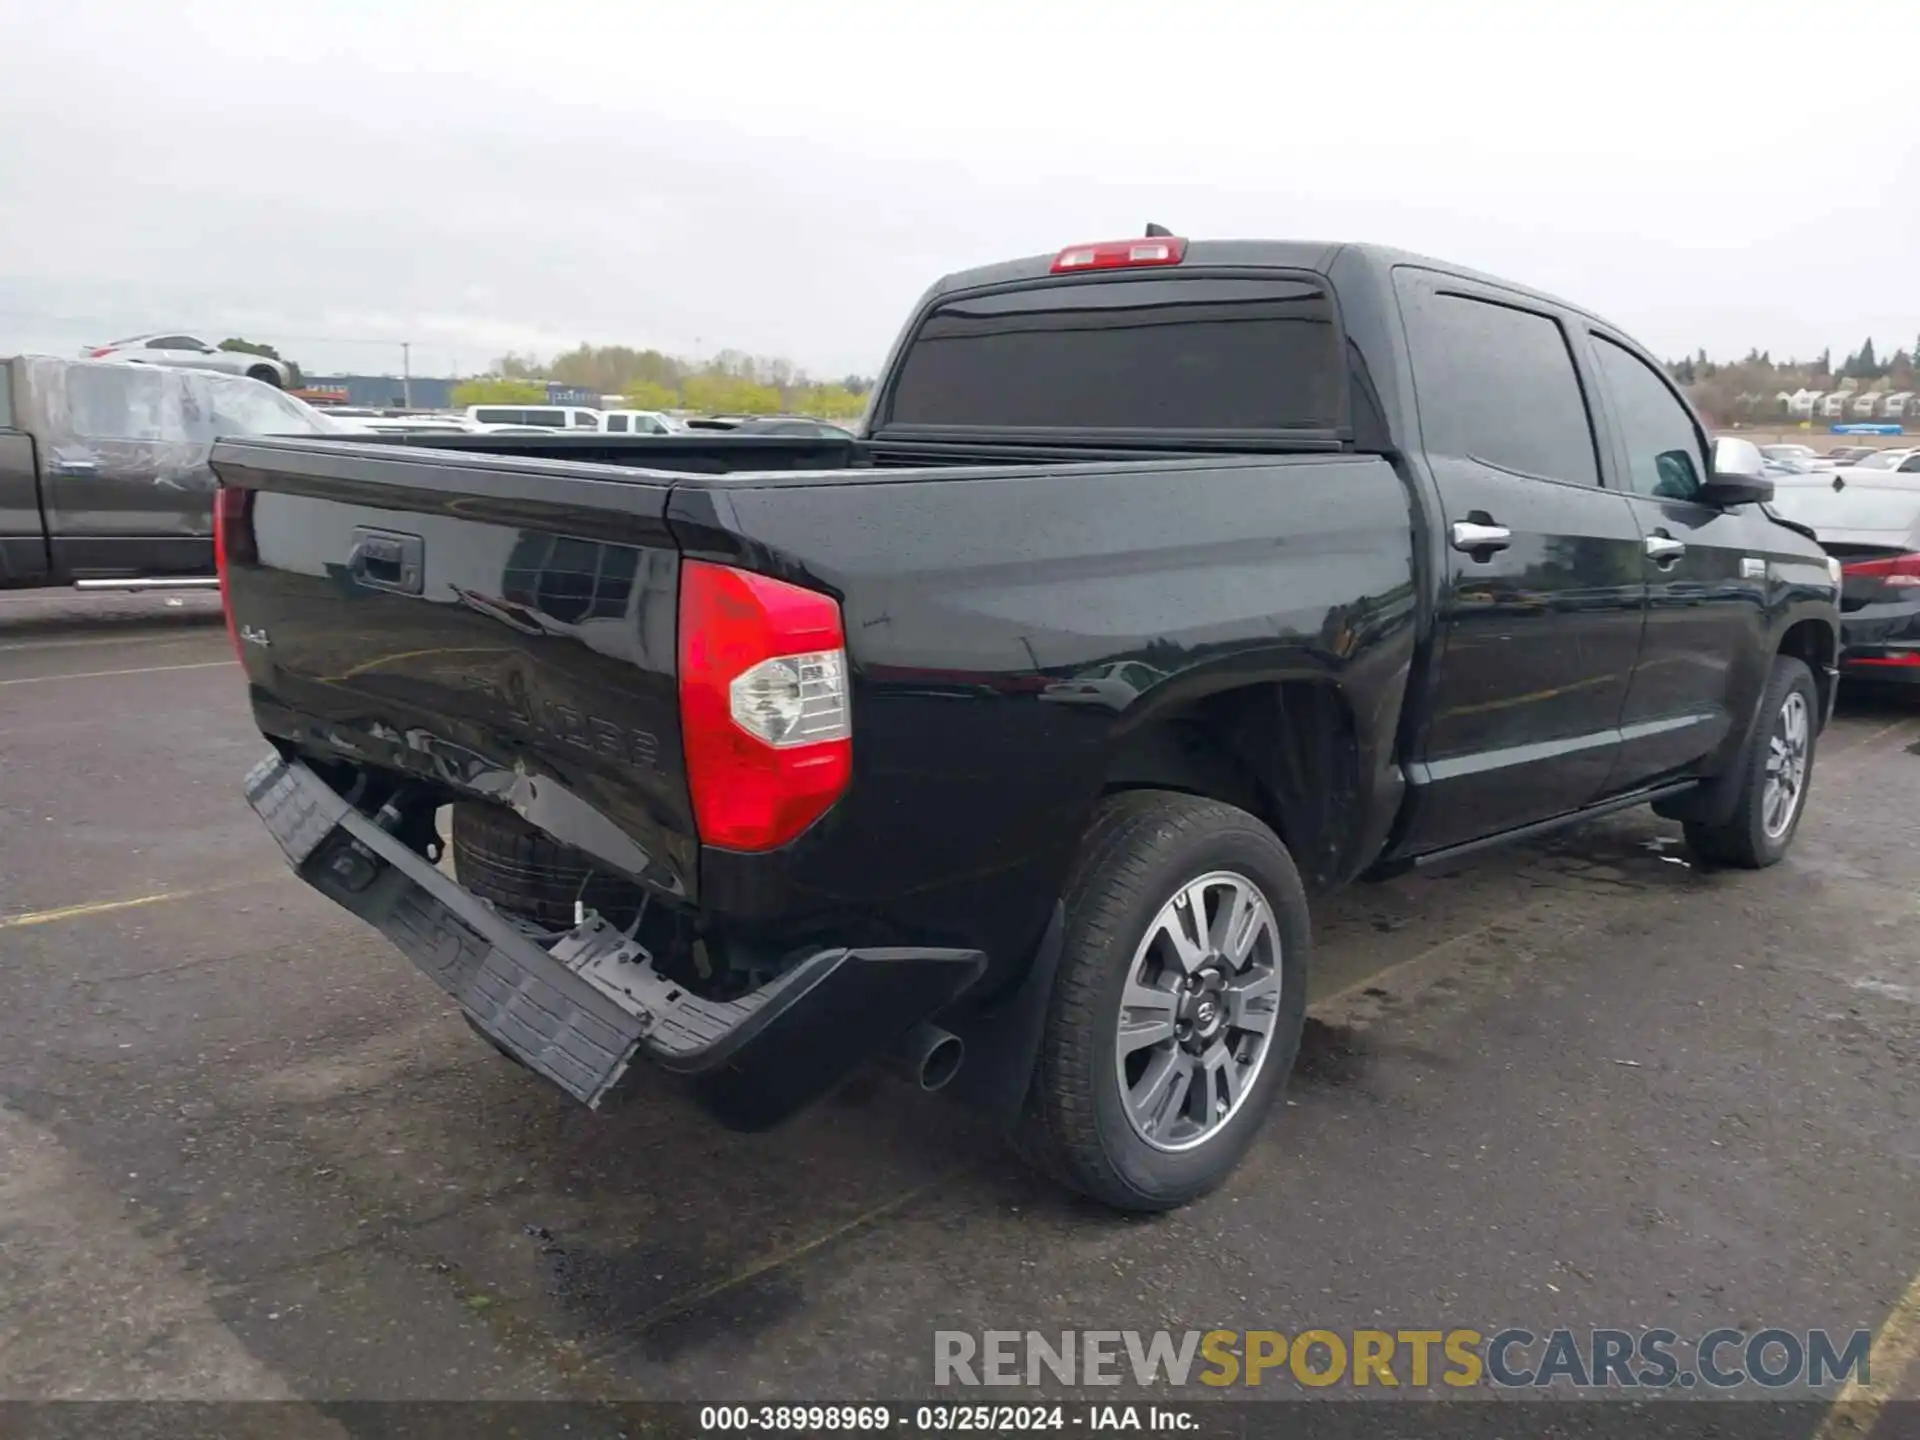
<box><xmin>214</xmin><ymin>430</ymin><xmax>1413</xmax><ymax>918</ymax></box>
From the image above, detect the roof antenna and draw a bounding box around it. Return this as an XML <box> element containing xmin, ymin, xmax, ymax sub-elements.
<box><xmin>1144</xmin><ymin>222</ymin><xmax>1174</xmax><ymax>237</ymax></box>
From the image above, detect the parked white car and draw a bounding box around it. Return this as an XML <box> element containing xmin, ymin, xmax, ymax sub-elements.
<box><xmin>83</xmin><ymin>334</ymin><xmax>291</xmax><ymax>388</ymax></box>
<box><xmin>462</xmin><ymin>404</ymin><xmax>601</xmax><ymax>430</ymax></box>
<box><xmin>1845</xmin><ymin>449</ymin><xmax>1918</xmax><ymax>474</ymax></box>
<box><xmin>600</xmin><ymin>409</ymin><xmax>682</xmax><ymax>434</ymax></box>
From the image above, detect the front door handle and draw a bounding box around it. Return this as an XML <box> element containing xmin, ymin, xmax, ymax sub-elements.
<box><xmin>1644</xmin><ymin>534</ymin><xmax>1686</xmax><ymax>566</ymax></box>
<box><xmin>1450</xmin><ymin>521</ymin><xmax>1512</xmax><ymax>555</ymax></box>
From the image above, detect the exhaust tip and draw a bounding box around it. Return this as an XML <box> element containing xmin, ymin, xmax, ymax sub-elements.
<box><xmin>918</xmin><ymin>1033</ymin><xmax>964</xmax><ymax>1092</ymax></box>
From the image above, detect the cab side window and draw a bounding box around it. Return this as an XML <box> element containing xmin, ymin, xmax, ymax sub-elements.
<box><xmin>1406</xmin><ymin>291</ymin><xmax>1600</xmax><ymax>486</ymax></box>
<box><xmin>1590</xmin><ymin>337</ymin><xmax>1707</xmax><ymax>503</ymax></box>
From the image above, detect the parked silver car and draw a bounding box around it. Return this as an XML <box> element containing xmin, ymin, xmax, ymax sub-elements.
<box><xmin>83</xmin><ymin>334</ymin><xmax>291</xmax><ymax>388</ymax></box>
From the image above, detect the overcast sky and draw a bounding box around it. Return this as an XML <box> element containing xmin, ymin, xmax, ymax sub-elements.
<box><xmin>1</xmin><ymin>0</ymin><xmax>1914</xmax><ymax>381</ymax></box>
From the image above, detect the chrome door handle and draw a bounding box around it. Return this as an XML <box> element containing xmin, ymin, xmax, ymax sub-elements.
<box><xmin>1450</xmin><ymin>521</ymin><xmax>1512</xmax><ymax>554</ymax></box>
<box><xmin>1645</xmin><ymin>535</ymin><xmax>1686</xmax><ymax>565</ymax></box>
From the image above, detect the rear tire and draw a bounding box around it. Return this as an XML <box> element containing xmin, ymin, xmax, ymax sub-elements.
<box><xmin>1017</xmin><ymin>790</ymin><xmax>1309</xmax><ymax>1212</ymax></box>
<box><xmin>1683</xmin><ymin>655</ymin><xmax>1818</xmax><ymax>869</ymax></box>
<box><xmin>245</xmin><ymin>364</ymin><xmax>283</xmax><ymax>389</ymax></box>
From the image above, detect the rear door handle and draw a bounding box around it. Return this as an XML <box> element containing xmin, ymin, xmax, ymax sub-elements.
<box><xmin>1450</xmin><ymin>521</ymin><xmax>1512</xmax><ymax>555</ymax></box>
<box><xmin>1644</xmin><ymin>534</ymin><xmax>1686</xmax><ymax>566</ymax></box>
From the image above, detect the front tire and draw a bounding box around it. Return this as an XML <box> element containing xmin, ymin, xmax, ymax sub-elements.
<box><xmin>1018</xmin><ymin>791</ymin><xmax>1309</xmax><ymax>1211</ymax></box>
<box><xmin>1684</xmin><ymin>655</ymin><xmax>1819</xmax><ymax>869</ymax></box>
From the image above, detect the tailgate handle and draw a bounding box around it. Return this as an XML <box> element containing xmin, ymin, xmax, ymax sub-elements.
<box><xmin>348</xmin><ymin>528</ymin><xmax>424</xmax><ymax>596</ymax></box>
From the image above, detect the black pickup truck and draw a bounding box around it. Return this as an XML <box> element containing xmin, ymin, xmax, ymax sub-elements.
<box><xmin>213</xmin><ymin>237</ymin><xmax>1841</xmax><ymax>1211</ymax></box>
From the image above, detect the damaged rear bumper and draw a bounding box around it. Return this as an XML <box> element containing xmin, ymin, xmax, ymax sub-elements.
<box><xmin>244</xmin><ymin>754</ymin><xmax>985</xmax><ymax>1129</ymax></box>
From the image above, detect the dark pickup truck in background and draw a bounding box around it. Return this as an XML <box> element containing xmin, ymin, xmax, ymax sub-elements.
<box><xmin>0</xmin><ymin>356</ymin><xmax>337</xmax><ymax>591</ymax></box>
<box><xmin>212</xmin><ymin>237</ymin><xmax>1842</xmax><ymax>1210</ymax></box>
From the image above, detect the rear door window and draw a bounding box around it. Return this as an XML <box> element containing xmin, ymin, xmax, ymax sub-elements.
<box><xmin>1405</xmin><ymin>290</ymin><xmax>1600</xmax><ymax>486</ymax></box>
<box><xmin>606</xmin><ymin>414</ymin><xmax>629</xmax><ymax>433</ymax></box>
<box><xmin>883</xmin><ymin>275</ymin><xmax>1342</xmax><ymax>433</ymax></box>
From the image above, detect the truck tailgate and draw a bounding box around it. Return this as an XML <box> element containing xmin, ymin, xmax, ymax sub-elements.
<box><xmin>210</xmin><ymin>438</ymin><xmax>700</xmax><ymax>900</ymax></box>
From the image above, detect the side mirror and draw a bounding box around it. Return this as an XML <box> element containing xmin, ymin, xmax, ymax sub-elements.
<box><xmin>1700</xmin><ymin>437</ymin><xmax>1774</xmax><ymax>506</ymax></box>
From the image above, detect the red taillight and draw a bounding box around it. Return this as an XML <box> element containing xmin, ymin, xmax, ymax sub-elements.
<box><xmin>88</xmin><ymin>346</ymin><xmax>115</xmax><ymax>358</ymax></box>
<box><xmin>213</xmin><ymin>486</ymin><xmax>254</xmax><ymax>662</ymax></box>
<box><xmin>1050</xmin><ymin>237</ymin><xmax>1187</xmax><ymax>274</ymax></box>
<box><xmin>1841</xmin><ymin>552</ymin><xmax>1920</xmax><ymax>587</ymax></box>
<box><xmin>678</xmin><ymin>559</ymin><xmax>852</xmax><ymax>852</ymax></box>
<box><xmin>1849</xmin><ymin>653</ymin><xmax>1920</xmax><ymax>667</ymax></box>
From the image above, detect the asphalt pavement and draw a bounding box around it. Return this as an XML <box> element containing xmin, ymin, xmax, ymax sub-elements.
<box><xmin>3</xmin><ymin>591</ymin><xmax>1918</xmax><ymax>1431</ymax></box>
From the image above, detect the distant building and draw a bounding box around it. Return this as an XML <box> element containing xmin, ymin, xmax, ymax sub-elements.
<box><xmin>302</xmin><ymin>374</ymin><xmax>457</xmax><ymax>410</ymax></box>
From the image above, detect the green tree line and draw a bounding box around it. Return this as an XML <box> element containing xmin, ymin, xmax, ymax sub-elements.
<box><xmin>259</xmin><ymin>329</ymin><xmax>1920</xmax><ymax>430</ymax></box>
<box><xmin>1671</xmin><ymin>338</ymin><xmax>1920</xmax><ymax>425</ymax></box>
<box><xmin>455</xmin><ymin>344</ymin><xmax>876</xmax><ymax>419</ymax></box>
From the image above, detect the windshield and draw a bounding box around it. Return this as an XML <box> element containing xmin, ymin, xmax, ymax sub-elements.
<box><xmin>884</xmin><ymin>274</ymin><xmax>1342</xmax><ymax>432</ymax></box>
<box><xmin>202</xmin><ymin>374</ymin><xmax>344</xmax><ymax>435</ymax></box>
<box><xmin>1854</xmin><ymin>452</ymin><xmax>1903</xmax><ymax>471</ymax></box>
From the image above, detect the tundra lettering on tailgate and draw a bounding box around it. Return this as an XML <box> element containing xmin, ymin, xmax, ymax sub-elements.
<box><xmin>463</xmin><ymin>673</ymin><xmax>664</xmax><ymax>772</ymax></box>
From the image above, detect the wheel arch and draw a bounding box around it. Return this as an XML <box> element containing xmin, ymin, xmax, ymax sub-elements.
<box><xmin>1776</xmin><ymin>613</ymin><xmax>1837</xmax><ymax>729</ymax></box>
<box><xmin>1097</xmin><ymin>678</ymin><xmax>1369</xmax><ymax>893</ymax></box>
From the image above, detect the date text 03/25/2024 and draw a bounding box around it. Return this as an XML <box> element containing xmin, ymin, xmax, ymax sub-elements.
<box><xmin>696</xmin><ymin>1405</ymin><xmax>1192</xmax><ymax>1432</ymax></box>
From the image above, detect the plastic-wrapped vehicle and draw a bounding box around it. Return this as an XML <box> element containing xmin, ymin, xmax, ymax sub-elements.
<box><xmin>0</xmin><ymin>357</ymin><xmax>341</xmax><ymax>590</ymax></box>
